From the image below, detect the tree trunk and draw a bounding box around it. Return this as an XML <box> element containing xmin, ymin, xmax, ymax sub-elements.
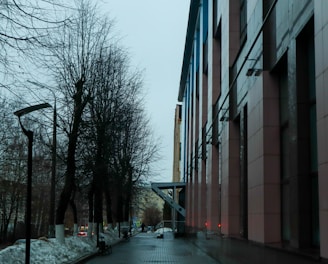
<box><xmin>104</xmin><ymin>186</ymin><xmax>113</xmax><ymax>224</ymax></box>
<box><xmin>88</xmin><ymin>188</ymin><xmax>94</xmax><ymax>224</ymax></box>
<box><xmin>94</xmin><ymin>162</ymin><xmax>104</xmax><ymax>247</ymax></box>
<box><xmin>73</xmin><ymin>223</ymin><xmax>78</xmax><ymax>235</ymax></box>
<box><xmin>13</xmin><ymin>196</ymin><xmax>20</xmax><ymax>240</ymax></box>
<box><xmin>94</xmin><ymin>165</ymin><xmax>104</xmax><ymax>225</ymax></box>
<box><xmin>88</xmin><ymin>188</ymin><xmax>94</xmax><ymax>237</ymax></box>
<box><xmin>55</xmin><ymin>78</ymin><xmax>86</xmax><ymax>242</ymax></box>
<box><xmin>55</xmin><ymin>224</ymin><xmax>65</xmax><ymax>244</ymax></box>
<box><xmin>87</xmin><ymin>222</ymin><xmax>93</xmax><ymax>237</ymax></box>
<box><xmin>69</xmin><ymin>199</ymin><xmax>78</xmax><ymax>235</ymax></box>
<box><xmin>55</xmin><ymin>129</ymin><xmax>78</xmax><ymax>228</ymax></box>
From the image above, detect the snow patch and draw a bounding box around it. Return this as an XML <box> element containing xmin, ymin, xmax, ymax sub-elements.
<box><xmin>0</xmin><ymin>229</ymin><xmax>120</xmax><ymax>263</ymax></box>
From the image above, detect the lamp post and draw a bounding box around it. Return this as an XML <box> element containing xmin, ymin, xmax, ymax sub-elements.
<box><xmin>14</xmin><ymin>103</ymin><xmax>51</xmax><ymax>264</ymax></box>
<box><xmin>27</xmin><ymin>80</ymin><xmax>57</xmax><ymax>238</ymax></box>
<box><xmin>49</xmin><ymin>98</ymin><xmax>57</xmax><ymax>238</ymax></box>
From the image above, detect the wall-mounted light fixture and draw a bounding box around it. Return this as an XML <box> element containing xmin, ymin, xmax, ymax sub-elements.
<box><xmin>246</xmin><ymin>68</ymin><xmax>254</xmax><ymax>76</ymax></box>
<box><xmin>220</xmin><ymin>116</ymin><xmax>229</xmax><ymax>122</ymax></box>
<box><xmin>254</xmin><ymin>69</ymin><xmax>262</xmax><ymax>76</ymax></box>
<box><xmin>246</xmin><ymin>68</ymin><xmax>262</xmax><ymax>76</ymax></box>
<box><xmin>219</xmin><ymin>108</ymin><xmax>229</xmax><ymax>122</ymax></box>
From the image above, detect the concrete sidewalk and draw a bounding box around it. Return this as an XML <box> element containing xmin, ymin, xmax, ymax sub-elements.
<box><xmin>82</xmin><ymin>232</ymin><xmax>219</xmax><ymax>263</ymax></box>
<box><xmin>80</xmin><ymin>231</ymin><xmax>326</xmax><ymax>264</ymax></box>
<box><xmin>191</xmin><ymin>232</ymin><xmax>324</xmax><ymax>264</ymax></box>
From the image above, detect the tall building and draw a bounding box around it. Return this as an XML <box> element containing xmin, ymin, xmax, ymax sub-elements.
<box><xmin>178</xmin><ymin>0</ymin><xmax>328</xmax><ymax>259</ymax></box>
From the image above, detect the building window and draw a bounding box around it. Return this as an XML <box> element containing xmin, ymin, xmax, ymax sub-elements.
<box><xmin>240</xmin><ymin>0</ymin><xmax>247</xmax><ymax>45</ymax></box>
<box><xmin>203</xmin><ymin>0</ymin><xmax>208</xmax><ymax>41</ymax></box>
<box><xmin>213</xmin><ymin>0</ymin><xmax>218</xmax><ymax>35</ymax></box>
<box><xmin>203</xmin><ymin>0</ymin><xmax>209</xmax><ymax>74</ymax></box>
<box><xmin>203</xmin><ymin>37</ymin><xmax>208</xmax><ymax>74</ymax></box>
<box><xmin>239</xmin><ymin>106</ymin><xmax>248</xmax><ymax>238</ymax></box>
<box><xmin>202</xmin><ymin>124</ymin><xmax>207</xmax><ymax>160</ymax></box>
<box><xmin>277</xmin><ymin>54</ymin><xmax>290</xmax><ymax>242</ymax></box>
<box><xmin>212</xmin><ymin>100</ymin><xmax>219</xmax><ymax>146</ymax></box>
<box><xmin>195</xmin><ymin>140</ymin><xmax>199</xmax><ymax>172</ymax></box>
<box><xmin>296</xmin><ymin>17</ymin><xmax>319</xmax><ymax>247</ymax></box>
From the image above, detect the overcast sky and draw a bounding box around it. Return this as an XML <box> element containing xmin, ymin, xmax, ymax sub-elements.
<box><xmin>100</xmin><ymin>1</ymin><xmax>190</xmax><ymax>182</ymax></box>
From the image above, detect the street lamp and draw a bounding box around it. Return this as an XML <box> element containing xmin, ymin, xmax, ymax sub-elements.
<box><xmin>27</xmin><ymin>80</ymin><xmax>57</xmax><ymax>238</ymax></box>
<box><xmin>14</xmin><ymin>103</ymin><xmax>51</xmax><ymax>264</ymax></box>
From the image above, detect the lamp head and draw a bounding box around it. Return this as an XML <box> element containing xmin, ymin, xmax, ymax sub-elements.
<box><xmin>14</xmin><ymin>103</ymin><xmax>51</xmax><ymax>117</ymax></box>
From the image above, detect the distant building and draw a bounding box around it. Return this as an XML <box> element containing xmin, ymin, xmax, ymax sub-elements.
<box><xmin>178</xmin><ymin>0</ymin><xmax>328</xmax><ymax>260</ymax></box>
<box><xmin>172</xmin><ymin>104</ymin><xmax>182</xmax><ymax>183</ymax></box>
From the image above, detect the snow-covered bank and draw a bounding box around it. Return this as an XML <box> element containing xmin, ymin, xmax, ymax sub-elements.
<box><xmin>0</xmin><ymin>229</ymin><xmax>120</xmax><ymax>264</ymax></box>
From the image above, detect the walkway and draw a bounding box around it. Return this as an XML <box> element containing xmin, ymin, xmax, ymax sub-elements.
<box><xmin>80</xmin><ymin>231</ymin><xmax>325</xmax><ymax>264</ymax></box>
<box><xmin>191</xmin><ymin>232</ymin><xmax>323</xmax><ymax>264</ymax></box>
<box><xmin>82</xmin><ymin>232</ymin><xmax>219</xmax><ymax>264</ymax></box>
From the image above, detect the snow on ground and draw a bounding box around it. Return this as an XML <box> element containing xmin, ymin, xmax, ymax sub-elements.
<box><xmin>154</xmin><ymin>227</ymin><xmax>173</xmax><ymax>234</ymax></box>
<box><xmin>0</xmin><ymin>229</ymin><xmax>120</xmax><ymax>264</ymax></box>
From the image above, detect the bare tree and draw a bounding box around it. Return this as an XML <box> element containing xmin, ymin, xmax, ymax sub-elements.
<box><xmin>105</xmin><ymin>74</ymin><xmax>160</xmax><ymax>230</ymax></box>
<box><xmin>0</xmin><ymin>0</ymin><xmax>70</xmax><ymax>84</ymax></box>
<box><xmin>77</xmin><ymin>35</ymin><xmax>160</xmax><ymax>238</ymax></box>
<box><xmin>1</xmin><ymin>0</ymin><xmax>159</xmax><ymax>244</ymax></box>
<box><xmin>0</xmin><ymin>99</ymin><xmax>22</xmax><ymax>241</ymax></box>
<box><xmin>77</xmin><ymin>43</ymin><xmax>136</xmax><ymax>235</ymax></box>
<box><xmin>142</xmin><ymin>206</ymin><xmax>162</xmax><ymax>227</ymax></box>
<box><xmin>0</xmin><ymin>99</ymin><xmax>28</xmax><ymax>242</ymax></box>
<box><xmin>34</xmin><ymin>0</ymin><xmax>114</xmax><ymax>242</ymax></box>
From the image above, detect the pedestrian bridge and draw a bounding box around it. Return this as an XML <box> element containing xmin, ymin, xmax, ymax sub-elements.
<box><xmin>151</xmin><ymin>182</ymin><xmax>185</xmax><ymax>217</ymax></box>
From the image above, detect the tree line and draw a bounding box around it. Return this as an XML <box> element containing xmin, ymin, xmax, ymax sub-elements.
<box><xmin>0</xmin><ymin>0</ymin><xmax>160</xmax><ymax>244</ymax></box>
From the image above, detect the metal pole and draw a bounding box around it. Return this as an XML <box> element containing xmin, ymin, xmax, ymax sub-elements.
<box><xmin>49</xmin><ymin>102</ymin><xmax>57</xmax><ymax>238</ymax></box>
<box><xmin>172</xmin><ymin>187</ymin><xmax>176</xmax><ymax>235</ymax></box>
<box><xmin>25</xmin><ymin>130</ymin><xmax>33</xmax><ymax>264</ymax></box>
<box><xmin>16</xmin><ymin>118</ymin><xmax>33</xmax><ymax>264</ymax></box>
